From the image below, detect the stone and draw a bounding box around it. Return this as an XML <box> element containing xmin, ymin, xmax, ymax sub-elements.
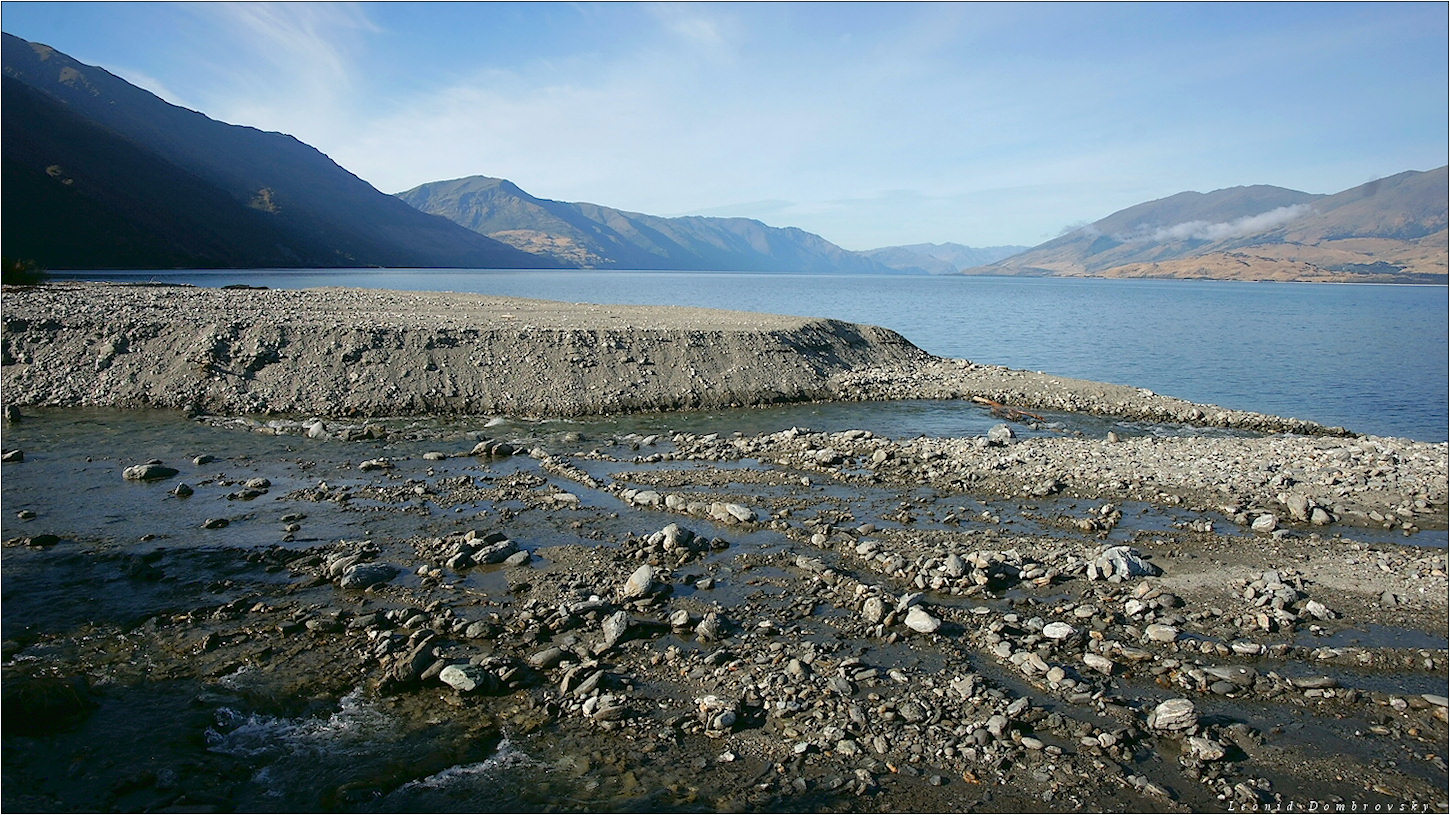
<box><xmin>439</xmin><ymin>664</ymin><xmax>495</xmax><ymax>693</ymax></box>
<box><xmin>1147</xmin><ymin>698</ymin><xmax>1197</xmax><ymax>731</ymax></box>
<box><xmin>1042</xmin><ymin>622</ymin><xmax>1076</xmax><ymax>640</ymax></box>
<box><xmin>631</xmin><ymin>490</ymin><xmax>663</xmax><ymax>507</ymax></box>
<box><xmin>1082</xmin><ymin>653</ymin><xmax>1116</xmax><ymax>674</ymax></box>
<box><xmin>862</xmin><ymin>596</ymin><xmax>886</xmax><ymax>625</ymax></box>
<box><xmin>1144</xmin><ymin>624</ymin><xmax>1179</xmax><ymax>643</ymax></box>
<box><xmin>986</xmin><ymin>424</ymin><xmax>1015</xmax><ymax>445</ymax></box>
<box><xmin>1204</xmin><ymin>665</ymin><xmax>1257</xmax><ymax>687</ymax></box>
<box><xmin>986</xmin><ymin>714</ymin><xmax>1010</xmax><ymax>738</ymax></box>
<box><xmin>942</xmin><ymin>553</ymin><xmax>967</xmax><ymax>578</ymax></box>
<box><xmin>1302</xmin><ymin>600</ymin><xmax>1334</xmax><ymax>620</ymax></box>
<box><xmin>464</xmin><ymin>621</ymin><xmax>496</xmax><ymax>640</ymax></box>
<box><xmin>1309</xmin><ymin>507</ymin><xmax>1333</xmax><ymax>526</ymax></box>
<box><xmin>600</xmin><ymin>610</ymin><xmax>631</xmax><ymax>651</ymax></box>
<box><xmin>695</xmin><ymin>612</ymin><xmax>724</xmax><ymax>642</ymax></box>
<box><xmin>123</xmin><ymin>463</ymin><xmax>178</xmax><ymax>481</ymax></box>
<box><xmin>1284</xmin><ymin>493</ymin><xmax>1311</xmax><ymax>522</ymax></box>
<box><xmin>339</xmin><ymin>562</ymin><xmax>398</xmax><ymax>590</ymax></box>
<box><xmin>722</xmin><ymin>503</ymin><xmax>756</xmax><ymax>523</ymax></box>
<box><xmin>904</xmin><ymin>606</ymin><xmax>941</xmax><ymax>634</ymax></box>
<box><xmin>528</xmin><ymin>646</ymin><xmax>566</xmax><ymax>669</ymax></box>
<box><xmin>471</xmin><ymin>539</ymin><xmax>518</xmax><ymax>565</ymax></box>
<box><xmin>660</xmin><ymin>523</ymin><xmax>695</xmax><ymax>549</ymax></box>
<box><xmin>471</xmin><ymin>440</ymin><xmax>516</xmax><ymax>457</ymax></box>
<box><xmin>202</xmin><ymin>518</ymin><xmax>229</xmax><ymax>529</ymax></box>
<box><xmin>503</xmin><ymin>550</ymin><xmax>532</xmax><ymax>567</ymax></box>
<box><xmin>172</xmin><ymin>483</ymin><xmax>194</xmax><ymax>498</ymax></box>
<box><xmin>1251</xmin><ymin>514</ymin><xmax>1278</xmax><ymax>533</ymax></box>
<box><xmin>1100</xmin><ymin>546</ymin><xmax>1161</xmax><ymax>578</ymax></box>
<box><xmin>621</xmin><ymin>564</ymin><xmax>655</xmax><ymax>599</ymax></box>
<box><xmin>1</xmin><ymin>449</ymin><xmax>23</xmax><ymax>463</ymax></box>
<box><xmin>1186</xmin><ymin>735</ymin><xmax>1226</xmax><ymax>761</ymax></box>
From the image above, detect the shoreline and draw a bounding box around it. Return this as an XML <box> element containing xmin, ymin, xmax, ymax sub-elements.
<box><xmin>0</xmin><ymin>282</ymin><xmax>1359</xmax><ymax>436</ymax></box>
<box><xmin>2</xmin><ymin>404</ymin><xmax>1445</xmax><ymax>812</ymax></box>
<box><xmin>2</xmin><ymin>281</ymin><xmax>1446</xmax><ymax>811</ymax></box>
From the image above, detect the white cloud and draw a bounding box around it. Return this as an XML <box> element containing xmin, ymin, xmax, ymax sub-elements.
<box><xmin>180</xmin><ymin>3</ymin><xmax>380</xmax><ymax>144</ymax></box>
<box><xmin>107</xmin><ymin>66</ymin><xmax>193</xmax><ymax>110</ymax></box>
<box><xmin>1120</xmin><ymin>204</ymin><xmax>1313</xmax><ymax>244</ymax></box>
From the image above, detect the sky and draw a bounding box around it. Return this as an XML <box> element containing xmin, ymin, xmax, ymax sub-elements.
<box><xmin>1</xmin><ymin>2</ymin><xmax>1446</xmax><ymax>250</ymax></box>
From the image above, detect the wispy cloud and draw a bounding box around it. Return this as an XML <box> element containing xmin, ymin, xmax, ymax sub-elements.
<box><xmin>179</xmin><ymin>3</ymin><xmax>379</xmax><ymax>143</ymax></box>
<box><xmin>1119</xmin><ymin>204</ymin><xmax>1313</xmax><ymax>244</ymax></box>
<box><xmin>49</xmin><ymin>1</ymin><xmax>1427</xmax><ymax>247</ymax></box>
<box><xmin>107</xmin><ymin>65</ymin><xmax>193</xmax><ymax>109</ymax></box>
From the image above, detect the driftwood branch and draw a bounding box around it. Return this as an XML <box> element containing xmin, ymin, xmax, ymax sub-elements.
<box><xmin>971</xmin><ymin>396</ymin><xmax>1046</xmax><ymax>424</ymax></box>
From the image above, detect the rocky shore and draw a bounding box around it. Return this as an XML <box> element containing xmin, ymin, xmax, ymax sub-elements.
<box><xmin>3</xmin><ymin>282</ymin><xmax>1347</xmax><ymax>436</ymax></box>
<box><xmin>1</xmin><ymin>282</ymin><xmax>928</xmax><ymax>417</ymax></box>
<box><xmin>2</xmin><ymin>282</ymin><xmax>1446</xmax><ymax>812</ymax></box>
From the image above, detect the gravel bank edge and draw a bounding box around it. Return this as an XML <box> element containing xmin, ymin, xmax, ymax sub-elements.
<box><xmin>0</xmin><ymin>282</ymin><xmax>1379</xmax><ymax>437</ymax></box>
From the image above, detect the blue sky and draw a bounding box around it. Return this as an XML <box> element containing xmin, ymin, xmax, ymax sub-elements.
<box><xmin>2</xmin><ymin>2</ymin><xmax>1445</xmax><ymax>249</ymax></box>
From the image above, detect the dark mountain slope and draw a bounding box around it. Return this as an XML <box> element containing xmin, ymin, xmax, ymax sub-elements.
<box><xmin>2</xmin><ymin>33</ymin><xmax>550</xmax><ymax>269</ymax></box>
<box><xmin>4</xmin><ymin>77</ymin><xmax>331</xmax><ymax>268</ymax></box>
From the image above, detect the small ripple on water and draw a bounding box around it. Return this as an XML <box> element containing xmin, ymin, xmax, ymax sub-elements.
<box><xmin>394</xmin><ymin>738</ymin><xmax>537</xmax><ymax>792</ymax></box>
<box><xmin>205</xmin><ymin>689</ymin><xmax>391</xmax><ymax>763</ymax></box>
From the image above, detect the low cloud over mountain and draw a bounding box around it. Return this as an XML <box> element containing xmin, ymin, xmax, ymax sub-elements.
<box><xmin>977</xmin><ymin>169</ymin><xmax>1446</xmax><ymax>283</ymax></box>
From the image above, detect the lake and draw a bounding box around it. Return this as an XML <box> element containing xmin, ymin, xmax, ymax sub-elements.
<box><xmin>51</xmin><ymin>269</ymin><xmax>1449</xmax><ymax>442</ymax></box>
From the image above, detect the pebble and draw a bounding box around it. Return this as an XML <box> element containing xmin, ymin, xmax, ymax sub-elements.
<box><xmin>1144</xmin><ymin>623</ymin><xmax>1180</xmax><ymax>642</ymax></box>
<box><xmin>439</xmin><ymin>663</ymin><xmax>494</xmax><ymax>693</ymax></box>
<box><xmin>1186</xmin><ymin>735</ymin><xmax>1226</xmax><ymax>761</ymax></box>
<box><xmin>1042</xmin><ymin>622</ymin><xmax>1076</xmax><ymax>640</ymax></box>
<box><xmin>904</xmin><ymin>606</ymin><xmax>941</xmax><ymax>634</ymax></box>
<box><xmin>621</xmin><ymin>564</ymin><xmax>655</xmax><ymax>599</ymax></box>
<box><xmin>123</xmin><ymin>463</ymin><xmax>178</xmax><ymax>481</ymax></box>
<box><xmin>1252</xmin><ymin>514</ymin><xmax>1278</xmax><ymax>533</ymax></box>
<box><xmin>339</xmin><ymin>562</ymin><xmax>399</xmax><ymax>590</ymax></box>
<box><xmin>1147</xmin><ymin>698</ymin><xmax>1197</xmax><ymax>732</ymax></box>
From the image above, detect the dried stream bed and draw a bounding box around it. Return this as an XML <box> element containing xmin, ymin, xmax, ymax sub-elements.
<box><xmin>2</xmin><ymin>406</ymin><xmax>1446</xmax><ymax>813</ymax></box>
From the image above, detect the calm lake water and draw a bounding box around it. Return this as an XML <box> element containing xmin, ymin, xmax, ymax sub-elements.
<box><xmin>53</xmin><ymin>269</ymin><xmax>1449</xmax><ymax>442</ymax></box>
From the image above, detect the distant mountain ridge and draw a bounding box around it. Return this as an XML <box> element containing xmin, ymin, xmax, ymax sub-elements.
<box><xmin>397</xmin><ymin>175</ymin><xmax>901</xmax><ymax>274</ymax></box>
<box><xmin>3</xmin><ymin>34</ymin><xmax>1439</xmax><ymax>282</ymax></box>
<box><xmin>1</xmin><ymin>33</ymin><xmax>552</xmax><ymax>270</ymax></box>
<box><xmin>861</xmin><ymin>242</ymin><xmax>1029</xmax><ymax>274</ymax></box>
<box><xmin>978</xmin><ymin>169</ymin><xmax>1447</xmax><ymax>283</ymax></box>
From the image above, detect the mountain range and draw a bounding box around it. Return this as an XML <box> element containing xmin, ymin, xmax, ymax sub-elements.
<box><xmin>859</xmin><ymin>242</ymin><xmax>1030</xmax><ymax>274</ymax></box>
<box><xmin>396</xmin><ymin>176</ymin><xmax>898</xmax><ymax>274</ymax></box>
<box><xmin>2</xmin><ymin>33</ymin><xmax>1444</xmax><ymax>282</ymax></box>
<box><xmin>1</xmin><ymin>33</ymin><xmax>552</xmax><ymax>270</ymax></box>
<box><xmin>976</xmin><ymin>169</ymin><xmax>1447</xmax><ymax>283</ymax></box>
